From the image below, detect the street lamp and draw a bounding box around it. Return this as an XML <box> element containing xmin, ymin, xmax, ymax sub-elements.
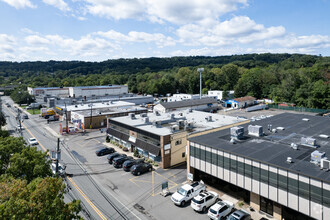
<box><xmin>197</xmin><ymin>68</ymin><xmax>204</xmax><ymax>99</ymax></box>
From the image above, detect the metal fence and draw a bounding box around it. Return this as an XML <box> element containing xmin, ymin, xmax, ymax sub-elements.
<box><xmin>267</xmin><ymin>104</ymin><xmax>329</xmax><ymax>114</ymax></box>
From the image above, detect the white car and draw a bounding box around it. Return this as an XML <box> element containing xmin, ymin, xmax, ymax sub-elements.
<box><xmin>208</xmin><ymin>200</ymin><xmax>234</xmax><ymax>220</ymax></box>
<box><xmin>28</xmin><ymin>137</ymin><xmax>38</xmax><ymax>145</ymax></box>
<box><xmin>16</xmin><ymin>125</ymin><xmax>24</xmax><ymax>130</ymax></box>
<box><xmin>191</xmin><ymin>191</ymin><xmax>218</xmax><ymax>212</ymax></box>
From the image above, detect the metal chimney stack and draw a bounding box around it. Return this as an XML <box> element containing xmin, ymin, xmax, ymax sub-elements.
<box><xmin>197</xmin><ymin>68</ymin><xmax>204</xmax><ymax>99</ymax></box>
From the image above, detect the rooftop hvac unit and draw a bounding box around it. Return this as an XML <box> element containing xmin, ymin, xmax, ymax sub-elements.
<box><xmin>171</xmin><ymin>125</ymin><xmax>179</xmax><ymax>132</ymax></box>
<box><xmin>311</xmin><ymin>150</ymin><xmax>326</xmax><ymax>163</ymax></box>
<box><xmin>208</xmin><ymin>116</ymin><xmax>212</xmax><ymax>121</ymax></box>
<box><xmin>321</xmin><ymin>159</ymin><xmax>330</xmax><ymax>170</ymax></box>
<box><xmin>287</xmin><ymin>157</ymin><xmax>293</xmax><ymax>163</ymax></box>
<box><xmin>128</xmin><ymin>113</ymin><xmax>135</xmax><ymax>119</ymax></box>
<box><xmin>177</xmin><ymin>120</ymin><xmax>185</xmax><ymax>128</ymax></box>
<box><xmin>301</xmin><ymin>137</ymin><xmax>317</xmax><ymax>147</ymax></box>
<box><xmin>171</xmin><ymin>113</ymin><xmax>175</xmax><ymax>119</ymax></box>
<box><xmin>248</xmin><ymin>125</ymin><xmax>263</xmax><ymax>137</ymax></box>
<box><xmin>141</xmin><ymin>113</ymin><xmax>147</xmax><ymax>117</ymax></box>
<box><xmin>155</xmin><ymin>111</ymin><xmax>160</xmax><ymax>116</ymax></box>
<box><xmin>230</xmin><ymin>126</ymin><xmax>244</xmax><ymax>140</ymax></box>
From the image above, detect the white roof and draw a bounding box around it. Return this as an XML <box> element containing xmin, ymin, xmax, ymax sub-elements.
<box><xmin>59</xmin><ymin>101</ymin><xmax>134</xmax><ymax>111</ymax></box>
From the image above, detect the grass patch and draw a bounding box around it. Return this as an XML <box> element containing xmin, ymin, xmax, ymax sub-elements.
<box><xmin>26</xmin><ymin>109</ymin><xmax>40</xmax><ymax>114</ymax></box>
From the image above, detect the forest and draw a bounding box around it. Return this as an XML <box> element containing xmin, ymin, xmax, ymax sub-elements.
<box><xmin>0</xmin><ymin>53</ymin><xmax>329</xmax><ymax>109</ymax></box>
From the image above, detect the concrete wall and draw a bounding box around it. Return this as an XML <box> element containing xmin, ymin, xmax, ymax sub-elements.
<box><xmin>170</xmin><ymin>132</ymin><xmax>187</xmax><ymax>166</ymax></box>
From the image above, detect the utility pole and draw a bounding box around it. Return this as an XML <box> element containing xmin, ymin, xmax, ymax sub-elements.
<box><xmin>197</xmin><ymin>68</ymin><xmax>204</xmax><ymax>99</ymax></box>
<box><xmin>90</xmin><ymin>103</ymin><xmax>93</xmax><ymax>129</ymax></box>
<box><xmin>17</xmin><ymin>108</ymin><xmax>23</xmax><ymax>137</ymax></box>
<box><xmin>55</xmin><ymin>138</ymin><xmax>60</xmax><ymax>174</ymax></box>
<box><xmin>64</xmin><ymin>102</ymin><xmax>68</xmax><ymax>134</ymax></box>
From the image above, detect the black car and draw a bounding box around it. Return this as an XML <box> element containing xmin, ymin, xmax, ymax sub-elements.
<box><xmin>123</xmin><ymin>159</ymin><xmax>144</xmax><ymax>172</ymax></box>
<box><xmin>113</xmin><ymin>156</ymin><xmax>133</xmax><ymax>168</ymax></box>
<box><xmin>23</xmin><ymin>115</ymin><xmax>29</xmax><ymax>119</ymax></box>
<box><xmin>131</xmin><ymin>163</ymin><xmax>153</xmax><ymax>176</ymax></box>
<box><xmin>95</xmin><ymin>147</ymin><xmax>115</xmax><ymax>156</ymax></box>
<box><xmin>107</xmin><ymin>153</ymin><xmax>126</xmax><ymax>164</ymax></box>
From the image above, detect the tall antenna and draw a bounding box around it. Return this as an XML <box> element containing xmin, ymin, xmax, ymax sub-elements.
<box><xmin>197</xmin><ymin>68</ymin><xmax>204</xmax><ymax>99</ymax></box>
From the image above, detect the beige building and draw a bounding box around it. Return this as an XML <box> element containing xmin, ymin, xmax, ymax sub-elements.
<box><xmin>107</xmin><ymin>110</ymin><xmax>248</xmax><ymax>169</ymax></box>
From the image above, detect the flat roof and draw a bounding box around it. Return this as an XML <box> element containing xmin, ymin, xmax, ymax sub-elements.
<box><xmin>158</xmin><ymin>97</ymin><xmax>217</xmax><ymax>109</ymax></box>
<box><xmin>72</xmin><ymin>106</ymin><xmax>147</xmax><ymax>117</ymax></box>
<box><xmin>109</xmin><ymin>110</ymin><xmax>248</xmax><ymax>136</ymax></box>
<box><xmin>58</xmin><ymin>101</ymin><xmax>134</xmax><ymax>111</ymax></box>
<box><xmin>72</xmin><ymin>85</ymin><xmax>126</xmax><ymax>89</ymax></box>
<box><xmin>189</xmin><ymin>113</ymin><xmax>330</xmax><ymax>183</ymax></box>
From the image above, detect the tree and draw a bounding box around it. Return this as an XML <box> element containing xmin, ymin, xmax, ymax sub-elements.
<box><xmin>0</xmin><ymin>137</ymin><xmax>25</xmax><ymax>175</ymax></box>
<box><xmin>0</xmin><ymin>112</ymin><xmax>5</xmax><ymax>129</ymax></box>
<box><xmin>0</xmin><ymin>176</ymin><xmax>82</xmax><ymax>219</ymax></box>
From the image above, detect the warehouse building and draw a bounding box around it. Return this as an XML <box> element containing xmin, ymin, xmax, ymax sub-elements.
<box><xmin>188</xmin><ymin>113</ymin><xmax>330</xmax><ymax>220</ymax></box>
<box><xmin>153</xmin><ymin>97</ymin><xmax>218</xmax><ymax>113</ymax></box>
<box><xmin>107</xmin><ymin>110</ymin><xmax>248</xmax><ymax>168</ymax></box>
<box><xmin>225</xmin><ymin>96</ymin><xmax>256</xmax><ymax>108</ymax></box>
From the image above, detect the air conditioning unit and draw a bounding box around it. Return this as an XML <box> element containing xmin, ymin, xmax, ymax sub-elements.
<box><xmin>301</xmin><ymin>137</ymin><xmax>316</xmax><ymax>147</ymax></box>
<box><xmin>231</xmin><ymin>126</ymin><xmax>244</xmax><ymax>140</ymax></box>
<box><xmin>311</xmin><ymin>150</ymin><xmax>326</xmax><ymax>163</ymax></box>
<box><xmin>248</xmin><ymin>125</ymin><xmax>263</xmax><ymax>137</ymax></box>
<box><xmin>140</xmin><ymin>113</ymin><xmax>147</xmax><ymax>117</ymax></box>
<box><xmin>171</xmin><ymin>125</ymin><xmax>179</xmax><ymax>132</ymax></box>
<box><xmin>321</xmin><ymin>159</ymin><xmax>330</xmax><ymax>170</ymax></box>
<box><xmin>128</xmin><ymin>113</ymin><xmax>135</xmax><ymax>119</ymax></box>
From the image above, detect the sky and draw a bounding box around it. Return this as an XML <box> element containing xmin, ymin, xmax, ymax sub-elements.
<box><xmin>0</xmin><ymin>0</ymin><xmax>330</xmax><ymax>61</ymax></box>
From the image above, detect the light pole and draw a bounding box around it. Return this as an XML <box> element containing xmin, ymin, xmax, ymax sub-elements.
<box><xmin>197</xmin><ymin>68</ymin><xmax>204</xmax><ymax>99</ymax></box>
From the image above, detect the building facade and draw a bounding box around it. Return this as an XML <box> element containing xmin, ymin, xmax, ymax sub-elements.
<box><xmin>188</xmin><ymin>113</ymin><xmax>330</xmax><ymax>220</ymax></box>
<box><xmin>153</xmin><ymin>98</ymin><xmax>218</xmax><ymax>113</ymax></box>
<box><xmin>208</xmin><ymin>90</ymin><xmax>234</xmax><ymax>100</ymax></box>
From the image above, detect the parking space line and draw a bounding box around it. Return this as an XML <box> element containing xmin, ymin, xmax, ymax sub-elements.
<box><xmin>129</xmin><ymin>176</ymin><xmax>141</xmax><ymax>187</ymax></box>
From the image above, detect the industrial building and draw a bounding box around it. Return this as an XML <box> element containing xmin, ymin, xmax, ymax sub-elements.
<box><xmin>71</xmin><ymin>106</ymin><xmax>147</xmax><ymax>129</ymax></box>
<box><xmin>153</xmin><ymin>98</ymin><xmax>218</xmax><ymax>113</ymax></box>
<box><xmin>107</xmin><ymin>110</ymin><xmax>248</xmax><ymax>168</ymax></box>
<box><xmin>28</xmin><ymin>85</ymin><xmax>128</xmax><ymax>98</ymax></box>
<box><xmin>188</xmin><ymin>113</ymin><xmax>330</xmax><ymax>220</ymax></box>
<box><xmin>225</xmin><ymin>96</ymin><xmax>256</xmax><ymax>109</ymax></box>
<box><xmin>208</xmin><ymin>90</ymin><xmax>234</xmax><ymax>100</ymax></box>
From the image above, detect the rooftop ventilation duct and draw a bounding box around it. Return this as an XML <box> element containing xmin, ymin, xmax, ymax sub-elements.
<box><xmin>301</xmin><ymin>137</ymin><xmax>317</xmax><ymax>147</ymax></box>
<box><xmin>155</xmin><ymin>111</ymin><xmax>160</xmax><ymax>116</ymax></box>
<box><xmin>171</xmin><ymin>125</ymin><xmax>179</xmax><ymax>132</ymax></box>
<box><xmin>231</xmin><ymin>126</ymin><xmax>244</xmax><ymax>140</ymax></box>
<box><xmin>128</xmin><ymin>113</ymin><xmax>135</xmax><ymax>119</ymax></box>
<box><xmin>287</xmin><ymin>157</ymin><xmax>293</xmax><ymax>163</ymax></box>
<box><xmin>144</xmin><ymin>117</ymin><xmax>149</xmax><ymax>123</ymax></box>
<box><xmin>311</xmin><ymin>150</ymin><xmax>326</xmax><ymax>163</ymax></box>
<box><xmin>140</xmin><ymin>113</ymin><xmax>147</xmax><ymax>118</ymax></box>
<box><xmin>248</xmin><ymin>125</ymin><xmax>263</xmax><ymax>137</ymax></box>
<box><xmin>290</xmin><ymin>143</ymin><xmax>298</xmax><ymax>150</ymax></box>
<box><xmin>321</xmin><ymin>159</ymin><xmax>330</xmax><ymax>170</ymax></box>
<box><xmin>302</xmin><ymin>118</ymin><xmax>310</xmax><ymax>121</ymax></box>
<box><xmin>177</xmin><ymin>120</ymin><xmax>185</xmax><ymax>128</ymax></box>
<box><xmin>171</xmin><ymin>113</ymin><xmax>175</xmax><ymax>119</ymax></box>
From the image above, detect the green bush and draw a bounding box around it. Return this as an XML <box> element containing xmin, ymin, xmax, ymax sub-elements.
<box><xmin>133</xmin><ymin>149</ymin><xmax>139</xmax><ymax>157</ymax></box>
<box><xmin>105</xmin><ymin>136</ymin><xmax>110</xmax><ymax>143</ymax></box>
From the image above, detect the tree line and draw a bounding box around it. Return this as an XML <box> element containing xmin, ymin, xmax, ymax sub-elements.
<box><xmin>1</xmin><ymin>53</ymin><xmax>329</xmax><ymax>109</ymax></box>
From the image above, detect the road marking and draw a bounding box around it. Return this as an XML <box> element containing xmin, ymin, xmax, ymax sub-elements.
<box><xmin>67</xmin><ymin>177</ymin><xmax>107</xmax><ymax>220</ymax></box>
<box><xmin>129</xmin><ymin>176</ymin><xmax>141</xmax><ymax>187</ymax></box>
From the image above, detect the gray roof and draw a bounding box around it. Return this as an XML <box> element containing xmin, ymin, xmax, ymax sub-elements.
<box><xmin>158</xmin><ymin>97</ymin><xmax>217</xmax><ymax>109</ymax></box>
<box><xmin>189</xmin><ymin>113</ymin><xmax>330</xmax><ymax>183</ymax></box>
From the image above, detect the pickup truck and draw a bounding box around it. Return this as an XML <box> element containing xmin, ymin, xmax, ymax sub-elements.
<box><xmin>171</xmin><ymin>181</ymin><xmax>206</xmax><ymax>206</ymax></box>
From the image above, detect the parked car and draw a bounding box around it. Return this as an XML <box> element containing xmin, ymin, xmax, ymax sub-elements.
<box><xmin>28</xmin><ymin>137</ymin><xmax>38</xmax><ymax>146</ymax></box>
<box><xmin>208</xmin><ymin>200</ymin><xmax>234</xmax><ymax>220</ymax></box>
<box><xmin>51</xmin><ymin>163</ymin><xmax>66</xmax><ymax>176</ymax></box>
<box><xmin>191</xmin><ymin>191</ymin><xmax>219</xmax><ymax>213</ymax></box>
<box><xmin>113</xmin><ymin>155</ymin><xmax>132</xmax><ymax>168</ymax></box>
<box><xmin>171</xmin><ymin>181</ymin><xmax>206</xmax><ymax>206</ymax></box>
<box><xmin>227</xmin><ymin>209</ymin><xmax>251</xmax><ymax>220</ymax></box>
<box><xmin>95</xmin><ymin>147</ymin><xmax>115</xmax><ymax>156</ymax></box>
<box><xmin>131</xmin><ymin>163</ymin><xmax>152</xmax><ymax>176</ymax></box>
<box><xmin>16</xmin><ymin>125</ymin><xmax>24</xmax><ymax>130</ymax></box>
<box><xmin>107</xmin><ymin>153</ymin><xmax>126</xmax><ymax>164</ymax></box>
<box><xmin>123</xmin><ymin>159</ymin><xmax>144</xmax><ymax>172</ymax></box>
<box><xmin>22</xmin><ymin>114</ymin><xmax>29</xmax><ymax>119</ymax></box>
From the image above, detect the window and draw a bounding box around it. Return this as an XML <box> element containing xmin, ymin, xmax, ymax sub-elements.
<box><xmin>201</xmin><ymin>149</ymin><xmax>206</xmax><ymax>161</ymax></box>
<box><xmin>245</xmin><ymin>164</ymin><xmax>252</xmax><ymax>178</ymax></box>
<box><xmin>190</xmin><ymin>145</ymin><xmax>195</xmax><ymax>157</ymax></box>
<box><xmin>252</xmin><ymin>166</ymin><xmax>260</xmax><ymax>181</ymax></box>
<box><xmin>175</xmin><ymin>139</ymin><xmax>182</xmax><ymax>145</ymax></box>
<box><xmin>182</xmin><ymin>152</ymin><xmax>185</xmax><ymax>158</ymax></box>
<box><xmin>195</xmin><ymin>147</ymin><xmax>201</xmax><ymax>159</ymax></box>
<box><xmin>269</xmin><ymin>171</ymin><xmax>277</xmax><ymax>187</ymax></box>
<box><xmin>212</xmin><ymin>151</ymin><xmax>217</xmax><ymax>166</ymax></box>
<box><xmin>260</xmin><ymin>169</ymin><xmax>268</xmax><ymax>184</ymax></box>
<box><xmin>288</xmin><ymin>177</ymin><xmax>298</xmax><ymax>195</ymax></box>
<box><xmin>278</xmin><ymin>174</ymin><xmax>287</xmax><ymax>191</ymax></box>
<box><xmin>206</xmin><ymin>150</ymin><xmax>212</xmax><ymax>163</ymax></box>
<box><xmin>237</xmin><ymin>161</ymin><xmax>244</xmax><ymax>175</ymax></box>
<box><xmin>224</xmin><ymin>157</ymin><xmax>230</xmax><ymax>170</ymax></box>
<box><xmin>323</xmin><ymin>189</ymin><xmax>330</xmax><ymax>207</ymax></box>
<box><xmin>299</xmin><ymin>181</ymin><xmax>309</xmax><ymax>200</ymax></box>
<box><xmin>218</xmin><ymin>155</ymin><xmax>223</xmax><ymax>167</ymax></box>
<box><xmin>311</xmin><ymin>185</ymin><xmax>322</xmax><ymax>203</ymax></box>
<box><xmin>230</xmin><ymin>159</ymin><xmax>237</xmax><ymax>172</ymax></box>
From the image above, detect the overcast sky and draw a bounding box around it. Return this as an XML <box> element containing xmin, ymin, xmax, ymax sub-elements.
<box><xmin>0</xmin><ymin>0</ymin><xmax>329</xmax><ymax>61</ymax></box>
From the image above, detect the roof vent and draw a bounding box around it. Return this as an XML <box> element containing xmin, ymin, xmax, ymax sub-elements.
<box><xmin>277</xmin><ymin>127</ymin><xmax>285</xmax><ymax>130</ymax></box>
<box><xmin>171</xmin><ymin>113</ymin><xmax>175</xmax><ymax>119</ymax></box>
<box><xmin>231</xmin><ymin>126</ymin><xmax>244</xmax><ymax>140</ymax></box>
<box><xmin>128</xmin><ymin>113</ymin><xmax>136</xmax><ymax>119</ymax></box>
<box><xmin>141</xmin><ymin>113</ymin><xmax>147</xmax><ymax>117</ymax></box>
<box><xmin>155</xmin><ymin>111</ymin><xmax>160</xmax><ymax>116</ymax></box>
<box><xmin>177</xmin><ymin>120</ymin><xmax>185</xmax><ymax>128</ymax></box>
<box><xmin>179</xmin><ymin>112</ymin><xmax>183</xmax><ymax>116</ymax></box>
<box><xmin>319</xmin><ymin>134</ymin><xmax>329</xmax><ymax>139</ymax></box>
<box><xmin>311</xmin><ymin>150</ymin><xmax>326</xmax><ymax>163</ymax></box>
<box><xmin>248</xmin><ymin>125</ymin><xmax>263</xmax><ymax>137</ymax></box>
<box><xmin>171</xmin><ymin>125</ymin><xmax>179</xmax><ymax>132</ymax></box>
<box><xmin>301</xmin><ymin>137</ymin><xmax>317</xmax><ymax>148</ymax></box>
<box><xmin>321</xmin><ymin>159</ymin><xmax>330</xmax><ymax>170</ymax></box>
<box><xmin>144</xmin><ymin>117</ymin><xmax>149</xmax><ymax>123</ymax></box>
<box><xmin>271</xmin><ymin>128</ymin><xmax>277</xmax><ymax>133</ymax></box>
<box><xmin>302</xmin><ymin>118</ymin><xmax>310</xmax><ymax>122</ymax></box>
<box><xmin>290</xmin><ymin>143</ymin><xmax>298</xmax><ymax>150</ymax></box>
<box><xmin>287</xmin><ymin>157</ymin><xmax>293</xmax><ymax>163</ymax></box>
<box><xmin>230</xmin><ymin>138</ymin><xmax>236</xmax><ymax>144</ymax></box>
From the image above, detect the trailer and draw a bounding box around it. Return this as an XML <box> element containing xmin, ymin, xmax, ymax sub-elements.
<box><xmin>246</xmin><ymin>104</ymin><xmax>268</xmax><ymax>112</ymax></box>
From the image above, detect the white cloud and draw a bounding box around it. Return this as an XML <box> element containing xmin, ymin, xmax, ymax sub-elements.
<box><xmin>42</xmin><ymin>0</ymin><xmax>70</xmax><ymax>11</ymax></box>
<box><xmin>25</xmin><ymin>35</ymin><xmax>50</xmax><ymax>45</ymax></box>
<box><xmin>0</xmin><ymin>0</ymin><xmax>36</xmax><ymax>9</ymax></box>
<box><xmin>267</xmin><ymin>34</ymin><xmax>330</xmax><ymax>49</ymax></box>
<box><xmin>84</xmin><ymin>0</ymin><xmax>247</xmax><ymax>24</ymax></box>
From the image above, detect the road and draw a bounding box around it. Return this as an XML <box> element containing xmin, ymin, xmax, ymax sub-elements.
<box><xmin>1</xmin><ymin>96</ymin><xmax>145</xmax><ymax>220</ymax></box>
